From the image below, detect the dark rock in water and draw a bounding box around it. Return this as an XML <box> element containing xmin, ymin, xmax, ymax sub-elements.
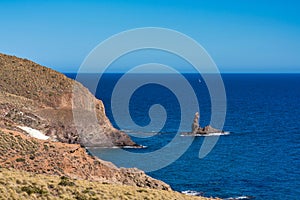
<box><xmin>189</xmin><ymin>112</ymin><xmax>224</xmax><ymax>135</ymax></box>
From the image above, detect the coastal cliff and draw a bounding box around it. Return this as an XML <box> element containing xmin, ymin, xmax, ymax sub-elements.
<box><xmin>0</xmin><ymin>53</ymin><xmax>221</xmax><ymax>199</ymax></box>
<box><xmin>0</xmin><ymin>53</ymin><xmax>170</xmax><ymax>190</ymax></box>
<box><xmin>0</xmin><ymin>129</ymin><xmax>169</xmax><ymax>190</ymax></box>
<box><xmin>0</xmin><ymin>53</ymin><xmax>136</xmax><ymax>147</ymax></box>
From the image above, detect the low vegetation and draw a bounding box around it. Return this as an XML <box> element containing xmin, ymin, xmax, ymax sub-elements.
<box><xmin>0</xmin><ymin>168</ymin><xmax>215</xmax><ymax>200</ymax></box>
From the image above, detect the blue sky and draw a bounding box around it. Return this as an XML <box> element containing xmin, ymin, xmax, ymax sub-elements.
<box><xmin>0</xmin><ymin>0</ymin><xmax>300</xmax><ymax>73</ymax></box>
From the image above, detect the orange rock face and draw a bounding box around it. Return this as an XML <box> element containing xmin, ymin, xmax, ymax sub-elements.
<box><xmin>0</xmin><ymin>53</ymin><xmax>171</xmax><ymax>190</ymax></box>
<box><xmin>0</xmin><ymin>53</ymin><xmax>137</xmax><ymax>147</ymax></box>
<box><xmin>0</xmin><ymin>129</ymin><xmax>170</xmax><ymax>190</ymax></box>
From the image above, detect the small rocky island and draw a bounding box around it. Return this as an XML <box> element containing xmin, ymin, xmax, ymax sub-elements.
<box><xmin>183</xmin><ymin>112</ymin><xmax>225</xmax><ymax>135</ymax></box>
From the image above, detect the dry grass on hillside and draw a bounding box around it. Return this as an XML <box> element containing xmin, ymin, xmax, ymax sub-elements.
<box><xmin>0</xmin><ymin>168</ymin><xmax>217</xmax><ymax>200</ymax></box>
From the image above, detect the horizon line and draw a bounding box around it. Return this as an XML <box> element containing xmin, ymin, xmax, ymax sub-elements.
<box><xmin>61</xmin><ymin>71</ymin><xmax>300</xmax><ymax>74</ymax></box>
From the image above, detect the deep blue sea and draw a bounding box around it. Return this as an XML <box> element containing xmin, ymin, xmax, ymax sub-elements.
<box><xmin>66</xmin><ymin>73</ymin><xmax>300</xmax><ymax>200</ymax></box>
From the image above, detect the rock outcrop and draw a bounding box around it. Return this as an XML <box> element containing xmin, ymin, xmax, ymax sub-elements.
<box><xmin>0</xmin><ymin>52</ymin><xmax>172</xmax><ymax>190</ymax></box>
<box><xmin>0</xmin><ymin>53</ymin><xmax>137</xmax><ymax>147</ymax></box>
<box><xmin>192</xmin><ymin>112</ymin><xmax>200</xmax><ymax>134</ymax></box>
<box><xmin>190</xmin><ymin>112</ymin><xmax>224</xmax><ymax>135</ymax></box>
<box><xmin>0</xmin><ymin>129</ymin><xmax>170</xmax><ymax>190</ymax></box>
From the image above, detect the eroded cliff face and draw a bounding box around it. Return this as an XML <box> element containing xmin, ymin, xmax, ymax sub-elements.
<box><xmin>0</xmin><ymin>53</ymin><xmax>171</xmax><ymax>190</ymax></box>
<box><xmin>0</xmin><ymin>53</ymin><xmax>136</xmax><ymax>147</ymax></box>
<box><xmin>0</xmin><ymin>129</ymin><xmax>170</xmax><ymax>190</ymax></box>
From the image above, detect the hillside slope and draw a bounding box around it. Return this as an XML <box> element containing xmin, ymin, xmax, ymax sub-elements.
<box><xmin>0</xmin><ymin>53</ymin><xmax>172</xmax><ymax>191</ymax></box>
<box><xmin>0</xmin><ymin>53</ymin><xmax>221</xmax><ymax>199</ymax></box>
<box><xmin>0</xmin><ymin>53</ymin><xmax>136</xmax><ymax>147</ymax></box>
<box><xmin>0</xmin><ymin>168</ymin><xmax>216</xmax><ymax>200</ymax></box>
<box><xmin>0</xmin><ymin>129</ymin><xmax>169</xmax><ymax>190</ymax></box>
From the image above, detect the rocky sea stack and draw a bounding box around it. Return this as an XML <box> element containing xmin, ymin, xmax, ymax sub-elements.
<box><xmin>182</xmin><ymin>112</ymin><xmax>226</xmax><ymax>136</ymax></box>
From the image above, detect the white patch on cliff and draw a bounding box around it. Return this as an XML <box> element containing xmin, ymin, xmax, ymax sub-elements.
<box><xmin>18</xmin><ymin>126</ymin><xmax>49</xmax><ymax>140</ymax></box>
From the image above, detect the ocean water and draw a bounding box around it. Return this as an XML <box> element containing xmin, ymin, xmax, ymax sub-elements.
<box><xmin>66</xmin><ymin>73</ymin><xmax>300</xmax><ymax>200</ymax></box>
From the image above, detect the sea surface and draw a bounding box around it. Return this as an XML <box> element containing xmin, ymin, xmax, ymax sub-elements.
<box><xmin>66</xmin><ymin>73</ymin><xmax>300</xmax><ymax>200</ymax></box>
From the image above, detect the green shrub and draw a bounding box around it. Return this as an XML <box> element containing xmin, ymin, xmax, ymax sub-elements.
<box><xmin>82</xmin><ymin>188</ymin><xmax>96</xmax><ymax>196</ymax></box>
<box><xmin>137</xmin><ymin>189</ymin><xmax>148</xmax><ymax>193</ymax></box>
<box><xmin>21</xmin><ymin>185</ymin><xmax>48</xmax><ymax>195</ymax></box>
<box><xmin>58</xmin><ymin>176</ymin><xmax>75</xmax><ymax>186</ymax></box>
<box><xmin>74</xmin><ymin>192</ymin><xmax>88</xmax><ymax>200</ymax></box>
<box><xmin>16</xmin><ymin>157</ymin><xmax>25</xmax><ymax>162</ymax></box>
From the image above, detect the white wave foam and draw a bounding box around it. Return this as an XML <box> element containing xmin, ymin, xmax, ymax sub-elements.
<box><xmin>180</xmin><ymin>132</ymin><xmax>230</xmax><ymax>137</ymax></box>
<box><xmin>181</xmin><ymin>190</ymin><xmax>203</xmax><ymax>196</ymax></box>
<box><xmin>122</xmin><ymin>129</ymin><xmax>157</xmax><ymax>133</ymax></box>
<box><xmin>122</xmin><ymin>145</ymin><xmax>148</xmax><ymax>149</ymax></box>
<box><xmin>225</xmin><ymin>196</ymin><xmax>254</xmax><ymax>200</ymax></box>
<box><xmin>198</xmin><ymin>131</ymin><xmax>230</xmax><ymax>136</ymax></box>
<box><xmin>86</xmin><ymin>145</ymin><xmax>147</xmax><ymax>149</ymax></box>
<box><xmin>121</xmin><ymin>129</ymin><xmax>134</xmax><ymax>133</ymax></box>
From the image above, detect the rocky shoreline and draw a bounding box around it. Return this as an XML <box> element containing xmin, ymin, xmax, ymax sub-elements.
<box><xmin>0</xmin><ymin>128</ymin><xmax>170</xmax><ymax>190</ymax></box>
<box><xmin>0</xmin><ymin>53</ymin><xmax>219</xmax><ymax>199</ymax></box>
<box><xmin>0</xmin><ymin>53</ymin><xmax>137</xmax><ymax>148</ymax></box>
<box><xmin>0</xmin><ymin>53</ymin><xmax>170</xmax><ymax>190</ymax></box>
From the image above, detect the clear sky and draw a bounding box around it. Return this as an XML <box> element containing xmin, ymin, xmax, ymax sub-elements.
<box><xmin>1</xmin><ymin>0</ymin><xmax>300</xmax><ymax>73</ymax></box>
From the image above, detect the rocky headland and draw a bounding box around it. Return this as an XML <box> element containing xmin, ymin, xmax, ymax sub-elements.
<box><xmin>0</xmin><ymin>53</ymin><xmax>136</xmax><ymax>147</ymax></box>
<box><xmin>0</xmin><ymin>53</ymin><xmax>219</xmax><ymax>199</ymax></box>
<box><xmin>0</xmin><ymin>53</ymin><xmax>170</xmax><ymax>190</ymax></box>
<box><xmin>0</xmin><ymin>128</ymin><xmax>169</xmax><ymax>190</ymax></box>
